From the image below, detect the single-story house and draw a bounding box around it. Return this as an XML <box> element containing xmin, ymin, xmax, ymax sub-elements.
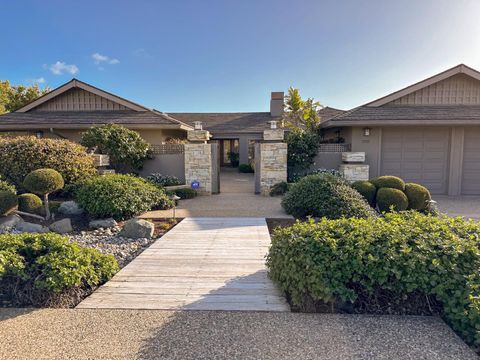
<box><xmin>0</xmin><ymin>79</ymin><xmax>281</xmax><ymax>169</ymax></box>
<box><xmin>322</xmin><ymin>64</ymin><xmax>480</xmax><ymax>196</ymax></box>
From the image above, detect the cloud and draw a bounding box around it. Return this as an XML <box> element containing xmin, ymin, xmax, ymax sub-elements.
<box><xmin>132</xmin><ymin>48</ymin><xmax>152</xmax><ymax>59</ymax></box>
<box><xmin>49</xmin><ymin>61</ymin><xmax>79</xmax><ymax>75</ymax></box>
<box><xmin>33</xmin><ymin>77</ymin><xmax>46</xmax><ymax>84</ymax></box>
<box><xmin>92</xmin><ymin>52</ymin><xmax>119</xmax><ymax>65</ymax></box>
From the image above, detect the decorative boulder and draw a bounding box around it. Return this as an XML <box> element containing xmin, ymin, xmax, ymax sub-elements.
<box><xmin>49</xmin><ymin>218</ymin><xmax>73</xmax><ymax>234</ymax></box>
<box><xmin>58</xmin><ymin>201</ymin><xmax>84</xmax><ymax>216</ymax></box>
<box><xmin>119</xmin><ymin>218</ymin><xmax>154</xmax><ymax>239</ymax></box>
<box><xmin>89</xmin><ymin>218</ymin><xmax>118</xmax><ymax>229</ymax></box>
<box><xmin>16</xmin><ymin>221</ymin><xmax>49</xmax><ymax>233</ymax></box>
<box><xmin>0</xmin><ymin>214</ymin><xmax>24</xmax><ymax>233</ymax></box>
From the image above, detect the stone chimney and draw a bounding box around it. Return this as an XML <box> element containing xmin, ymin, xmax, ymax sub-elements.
<box><xmin>270</xmin><ymin>92</ymin><xmax>284</xmax><ymax>117</ymax></box>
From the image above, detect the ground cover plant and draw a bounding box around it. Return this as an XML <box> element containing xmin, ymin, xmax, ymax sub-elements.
<box><xmin>0</xmin><ymin>232</ymin><xmax>118</xmax><ymax>307</ymax></box>
<box><xmin>267</xmin><ymin>212</ymin><xmax>480</xmax><ymax>351</ymax></box>
<box><xmin>147</xmin><ymin>173</ymin><xmax>181</xmax><ymax>187</ymax></box>
<box><xmin>0</xmin><ymin>136</ymin><xmax>96</xmax><ymax>188</ymax></box>
<box><xmin>75</xmin><ymin>174</ymin><xmax>173</xmax><ymax>220</ymax></box>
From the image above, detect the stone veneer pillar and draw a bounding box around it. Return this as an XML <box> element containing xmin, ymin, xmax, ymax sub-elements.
<box><xmin>256</xmin><ymin>128</ymin><xmax>287</xmax><ymax>196</ymax></box>
<box><xmin>184</xmin><ymin>129</ymin><xmax>213</xmax><ymax>195</ymax></box>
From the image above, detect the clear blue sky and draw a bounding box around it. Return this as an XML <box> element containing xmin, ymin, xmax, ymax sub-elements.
<box><xmin>2</xmin><ymin>0</ymin><xmax>480</xmax><ymax>112</ymax></box>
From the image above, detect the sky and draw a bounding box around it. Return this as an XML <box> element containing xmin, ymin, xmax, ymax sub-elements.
<box><xmin>2</xmin><ymin>0</ymin><xmax>480</xmax><ymax>112</ymax></box>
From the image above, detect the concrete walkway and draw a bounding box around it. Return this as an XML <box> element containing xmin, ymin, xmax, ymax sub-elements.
<box><xmin>77</xmin><ymin>217</ymin><xmax>289</xmax><ymax>311</ymax></box>
<box><xmin>141</xmin><ymin>171</ymin><xmax>292</xmax><ymax>218</ymax></box>
<box><xmin>435</xmin><ymin>195</ymin><xmax>480</xmax><ymax>220</ymax></box>
<box><xmin>1</xmin><ymin>309</ymin><xmax>477</xmax><ymax>359</ymax></box>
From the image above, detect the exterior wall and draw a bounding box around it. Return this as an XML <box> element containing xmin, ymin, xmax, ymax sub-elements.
<box><xmin>32</xmin><ymin>88</ymin><xmax>130</xmax><ymax>111</ymax></box>
<box><xmin>139</xmin><ymin>154</ymin><xmax>185</xmax><ymax>183</ymax></box>
<box><xmin>386</xmin><ymin>74</ymin><xmax>480</xmax><ymax>106</ymax></box>
<box><xmin>312</xmin><ymin>152</ymin><xmax>343</xmax><ymax>170</ymax></box>
<box><xmin>350</xmin><ymin>126</ymin><xmax>382</xmax><ymax>179</ymax></box>
<box><xmin>184</xmin><ymin>143</ymin><xmax>212</xmax><ymax>194</ymax></box>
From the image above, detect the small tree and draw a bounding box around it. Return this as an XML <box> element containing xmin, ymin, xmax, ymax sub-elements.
<box><xmin>81</xmin><ymin>124</ymin><xmax>151</xmax><ymax>172</ymax></box>
<box><xmin>0</xmin><ymin>80</ymin><xmax>50</xmax><ymax>114</ymax></box>
<box><xmin>282</xmin><ymin>87</ymin><xmax>322</xmax><ymax>132</ymax></box>
<box><xmin>23</xmin><ymin>169</ymin><xmax>64</xmax><ymax>220</ymax></box>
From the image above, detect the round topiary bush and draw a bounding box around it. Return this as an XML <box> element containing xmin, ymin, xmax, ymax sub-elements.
<box><xmin>23</xmin><ymin>169</ymin><xmax>64</xmax><ymax>220</ymax></box>
<box><xmin>351</xmin><ymin>180</ymin><xmax>377</xmax><ymax>206</ymax></box>
<box><xmin>281</xmin><ymin>174</ymin><xmax>376</xmax><ymax>219</ymax></box>
<box><xmin>0</xmin><ymin>191</ymin><xmax>18</xmax><ymax>216</ymax></box>
<box><xmin>0</xmin><ymin>136</ymin><xmax>96</xmax><ymax>189</ymax></box>
<box><xmin>404</xmin><ymin>183</ymin><xmax>431</xmax><ymax>211</ymax></box>
<box><xmin>18</xmin><ymin>193</ymin><xmax>43</xmax><ymax>214</ymax></box>
<box><xmin>376</xmin><ymin>187</ymin><xmax>408</xmax><ymax>212</ymax></box>
<box><xmin>75</xmin><ymin>174</ymin><xmax>174</xmax><ymax>220</ymax></box>
<box><xmin>23</xmin><ymin>169</ymin><xmax>65</xmax><ymax>196</ymax></box>
<box><xmin>371</xmin><ymin>176</ymin><xmax>405</xmax><ymax>191</ymax></box>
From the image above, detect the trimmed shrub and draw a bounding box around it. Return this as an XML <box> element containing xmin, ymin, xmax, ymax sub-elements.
<box><xmin>281</xmin><ymin>174</ymin><xmax>376</xmax><ymax>219</ymax></box>
<box><xmin>376</xmin><ymin>188</ymin><xmax>408</xmax><ymax>212</ymax></box>
<box><xmin>0</xmin><ymin>191</ymin><xmax>18</xmax><ymax>216</ymax></box>
<box><xmin>270</xmin><ymin>181</ymin><xmax>290</xmax><ymax>196</ymax></box>
<box><xmin>351</xmin><ymin>180</ymin><xmax>376</xmax><ymax>206</ymax></box>
<box><xmin>0</xmin><ymin>178</ymin><xmax>16</xmax><ymax>195</ymax></box>
<box><xmin>266</xmin><ymin>212</ymin><xmax>480</xmax><ymax>349</ymax></box>
<box><xmin>286</xmin><ymin>130</ymin><xmax>319</xmax><ymax>177</ymax></box>
<box><xmin>404</xmin><ymin>182</ymin><xmax>431</xmax><ymax>211</ymax></box>
<box><xmin>289</xmin><ymin>168</ymin><xmax>343</xmax><ymax>183</ymax></box>
<box><xmin>238</xmin><ymin>163</ymin><xmax>254</xmax><ymax>173</ymax></box>
<box><xmin>0</xmin><ymin>136</ymin><xmax>96</xmax><ymax>188</ymax></box>
<box><xmin>370</xmin><ymin>176</ymin><xmax>405</xmax><ymax>190</ymax></box>
<box><xmin>81</xmin><ymin>124</ymin><xmax>151</xmax><ymax>171</ymax></box>
<box><xmin>147</xmin><ymin>173</ymin><xmax>181</xmax><ymax>187</ymax></box>
<box><xmin>23</xmin><ymin>169</ymin><xmax>65</xmax><ymax>219</ymax></box>
<box><xmin>75</xmin><ymin>174</ymin><xmax>173</xmax><ymax>220</ymax></box>
<box><xmin>0</xmin><ymin>233</ymin><xmax>118</xmax><ymax>307</ymax></box>
<box><xmin>18</xmin><ymin>193</ymin><xmax>43</xmax><ymax>214</ymax></box>
<box><xmin>174</xmin><ymin>188</ymin><xmax>197</xmax><ymax>199</ymax></box>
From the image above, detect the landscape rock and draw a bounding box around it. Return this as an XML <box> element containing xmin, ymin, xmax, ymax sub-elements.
<box><xmin>89</xmin><ymin>218</ymin><xmax>117</xmax><ymax>229</ymax></box>
<box><xmin>119</xmin><ymin>218</ymin><xmax>154</xmax><ymax>239</ymax></box>
<box><xmin>58</xmin><ymin>201</ymin><xmax>84</xmax><ymax>216</ymax></box>
<box><xmin>16</xmin><ymin>221</ymin><xmax>49</xmax><ymax>234</ymax></box>
<box><xmin>0</xmin><ymin>215</ymin><xmax>24</xmax><ymax>233</ymax></box>
<box><xmin>49</xmin><ymin>218</ymin><xmax>73</xmax><ymax>234</ymax></box>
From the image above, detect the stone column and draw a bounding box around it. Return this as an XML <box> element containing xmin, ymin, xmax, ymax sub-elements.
<box><xmin>256</xmin><ymin>129</ymin><xmax>287</xmax><ymax>196</ymax></box>
<box><xmin>339</xmin><ymin>152</ymin><xmax>369</xmax><ymax>182</ymax></box>
<box><xmin>184</xmin><ymin>129</ymin><xmax>213</xmax><ymax>195</ymax></box>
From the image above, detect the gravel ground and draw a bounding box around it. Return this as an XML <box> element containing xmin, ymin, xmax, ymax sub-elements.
<box><xmin>69</xmin><ymin>226</ymin><xmax>156</xmax><ymax>267</ymax></box>
<box><xmin>0</xmin><ymin>309</ymin><xmax>476</xmax><ymax>360</ymax></box>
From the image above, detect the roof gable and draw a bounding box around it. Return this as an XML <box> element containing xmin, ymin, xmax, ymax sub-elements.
<box><xmin>368</xmin><ymin>64</ymin><xmax>480</xmax><ymax>107</ymax></box>
<box><xmin>17</xmin><ymin>79</ymin><xmax>149</xmax><ymax>112</ymax></box>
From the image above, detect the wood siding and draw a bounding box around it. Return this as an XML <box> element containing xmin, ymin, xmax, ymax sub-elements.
<box><xmin>386</xmin><ymin>74</ymin><xmax>480</xmax><ymax>106</ymax></box>
<box><xmin>32</xmin><ymin>88</ymin><xmax>130</xmax><ymax>112</ymax></box>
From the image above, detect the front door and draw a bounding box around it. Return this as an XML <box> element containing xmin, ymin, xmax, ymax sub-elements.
<box><xmin>220</xmin><ymin>139</ymin><xmax>239</xmax><ymax>167</ymax></box>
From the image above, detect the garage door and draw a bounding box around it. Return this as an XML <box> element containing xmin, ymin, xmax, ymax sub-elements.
<box><xmin>381</xmin><ymin>128</ymin><xmax>450</xmax><ymax>194</ymax></box>
<box><xmin>462</xmin><ymin>128</ymin><xmax>480</xmax><ymax>195</ymax></box>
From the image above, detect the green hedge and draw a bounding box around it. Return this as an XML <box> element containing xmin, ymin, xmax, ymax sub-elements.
<box><xmin>404</xmin><ymin>182</ymin><xmax>431</xmax><ymax>211</ymax></box>
<box><xmin>282</xmin><ymin>174</ymin><xmax>375</xmax><ymax>219</ymax></box>
<box><xmin>267</xmin><ymin>212</ymin><xmax>480</xmax><ymax>349</ymax></box>
<box><xmin>0</xmin><ymin>191</ymin><xmax>18</xmax><ymax>216</ymax></box>
<box><xmin>0</xmin><ymin>178</ymin><xmax>16</xmax><ymax>195</ymax></box>
<box><xmin>371</xmin><ymin>176</ymin><xmax>405</xmax><ymax>191</ymax></box>
<box><xmin>75</xmin><ymin>174</ymin><xmax>173</xmax><ymax>220</ymax></box>
<box><xmin>0</xmin><ymin>136</ymin><xmax>96</xmax><ymax>188</ymax></box>
<box><xmin>0</xmin><ymin>233</ymin><xmax>118</xmax><ymax>306</ymax></box>
<box><xmin>376</xmin><ymin>187</ymin><xmax>409</xmax><ymax>212</ymax></box>
<box><xmin>351</xmin><ymin>180</ymin><xmax>376</xmax><ymax>206</ymax></box>
<box><xmin>174</xmin><ymin>188</ymin><xmax>197</xmax><ymax>199</ymax></box>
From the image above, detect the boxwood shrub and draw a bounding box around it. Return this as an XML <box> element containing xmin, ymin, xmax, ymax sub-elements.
<box><xmin>18</xmin><ymin>193</ymin><xmax>43</xmax><ymax>214</ymax></box>
<box><xmin>370</xmin><ymin>175</ymin><xmax>405</xmax><ymax>191</ymax></box>
<box><xmin>0</xmin><ymin>191</ymin><xmax>18</xmax><ymax>216</ymax></box>
<box><xmin>351</xmin><ymin>180</ymin><xmax>376</xmax><ymax>206</ymax></box>
<box><xmin>0</xmin><ymin>178</ymin><xmax>16</xmax><ymax>195</ymax></box>
<box><xmin>281</xmin><ymin>174</ymin><xmax>376</xmax><ymax>219</ymax></box>
<box><xmin>0</xmin><ymin>136</ymin><xmax>96</xmax><ymax>188</ymax></box>
<box><xmin>376</xmin><ymin>187</ymin><xmax>409</xmax><ymax>212</ymax></box>
<box><xmin>75</xmin><ymin>174</ymin><xmax>173</xmax><ymax>220</ymax></box>
<box><xmin>0</xmin><ymin>233</ymin><xmax>118</xmax><ymax>307</ymax></box>
<box><xmin>267</xmin><ymin>212</ymin><xmax>480</xmax><ymax>350</ymax></box>
<box><xmin>174</xmin><ymin>188</ymin><xmax>197</xmax><ymax>199</ymax></box>
<box><xmin>404</xmin><ymin>182</ymin><xmax>431</xmax><ymax>211</ymax></box>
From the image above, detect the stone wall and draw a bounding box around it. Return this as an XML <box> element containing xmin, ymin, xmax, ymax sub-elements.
<box><xmin>258</xmin><ymin>142</ymin><xmax>287</xmax><ymax>196</ymax></box>
<box><xmin>339</xmin><ymin>164</ymin><xmax>369</xmax><ymax>182</ymax></box>
<box><xmin>184</xmin><ymin>143</ymin><xmax>212</xmax><ymax>194</ymax></box>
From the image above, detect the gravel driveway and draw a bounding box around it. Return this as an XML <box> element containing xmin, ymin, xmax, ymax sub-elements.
<box><xmin>0</xmin><ymin>309</ymin><xmax>476</xmax><ymax>359</ymax></box>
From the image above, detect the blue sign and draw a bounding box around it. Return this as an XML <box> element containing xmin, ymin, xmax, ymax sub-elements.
<box><xmin>191</xmin><ymin>180</ymin><xmax>200</xmax><ymax>189</ymax></box>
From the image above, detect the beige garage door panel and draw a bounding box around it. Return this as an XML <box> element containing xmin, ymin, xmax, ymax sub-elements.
<box><xmin>381</xmin><ymin>128</ymin><xmax>449</xmax><ymax>194</ymax></box>
<box><xmin>461</xmin><ymin>129</ymin><xmax>480</xmax><ymax>195</ymax></box>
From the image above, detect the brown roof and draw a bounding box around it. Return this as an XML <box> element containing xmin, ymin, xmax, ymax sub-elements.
<box><xmin>0</xmin><ymin>110</ymin><xmax>191</xmax><ymax>129</ymax></box>
<box><xmin>323</xmin><ymin>105</ymin><xmax>480</xmax><ymax>127</ymax></box>
<box><xmin>318</xmin><ymin>106</ymin><xmax>345</xmax><ymax>122</ymax></box>
<box><xmin>168</xmin><ymin>112</ymin><xmax>279</xmax><ymax>134</ymax></box>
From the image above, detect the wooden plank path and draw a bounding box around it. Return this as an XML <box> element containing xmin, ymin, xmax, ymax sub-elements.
<box><xmin>77</xmin><ymin>217</ymin><xmax>289</xmax><ymax>311</ymax></box>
